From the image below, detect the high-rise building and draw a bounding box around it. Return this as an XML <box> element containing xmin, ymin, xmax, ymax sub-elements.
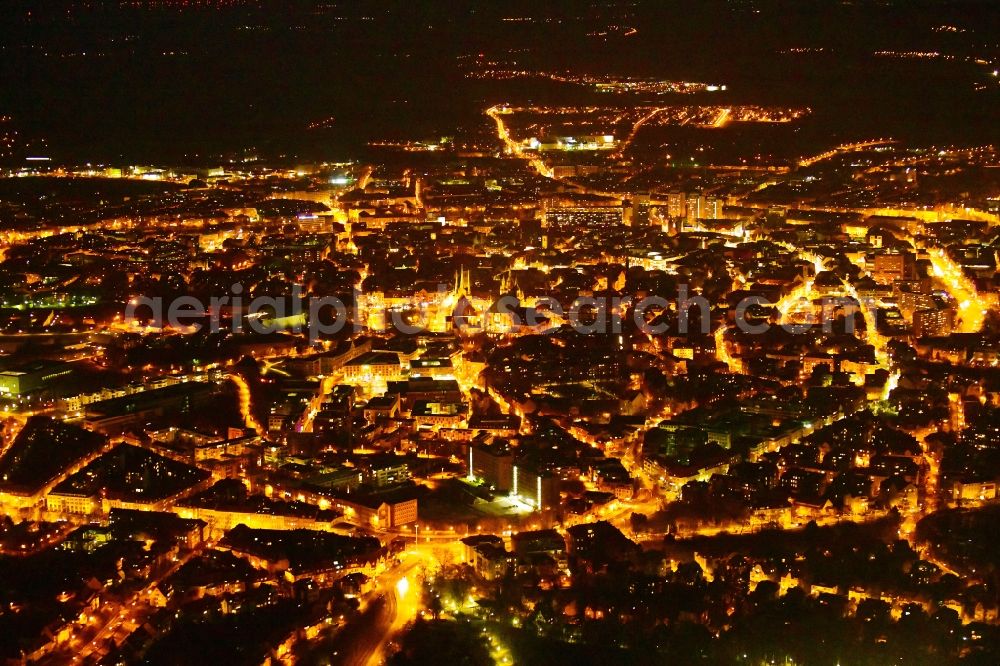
<box><xmin>685</xmin><ymin>192</ymin><xmax>703</xmax><ymax>224</ymax></box>
<box><xmin>872</xmin><ymin>251</ymin><xmax>916</xmax><ymax>284</ymax></box>
<box><xmin>705</xmin><ymin>195</ymin><xmax>724</xmax><ymax>219</ymax></box>
<box><xmin>913</xmin><ymin>301</ymin><xmax>955</xmax><ymax>338</ymax></box>
<box><xmin>666</xmin><ymin>190</ymin><xmax>686</xmax><ymax>220</ymax></box>
<box><xmin>628</xmin><ymin>193</ymin><xmax>652</xmax><ymax>227</ymax></box>
<box><xmin>685</xmin><ymin>192</ymin><xmax>724</xmax><ymax>224</ymax></box>
<box><xmin>543</xmin><ymin>206</ymin><xmax>624</xmax><ymax>227</ymax></box>
<box><xmin>469</xmin><ymin>440</ymin><xmax>514</xmax><ymax>491</ymax></box>
<box><xmin>512</xmin><ymin>463</ymin><xmax>559</xmax><ymax>511</ymax></box>
<box><xmin>468</xmin><ymin>441</ymin><xmax>557</xmax><ymax>511</ymax></box>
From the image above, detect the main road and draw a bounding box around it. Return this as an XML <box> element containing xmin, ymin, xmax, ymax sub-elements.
<box><xmin>322</xmin><ymin>554</ymin><xmax>429</xmax><ymax>666</ymax></box>
<box><xmin>485</xmin><ymin>105</ymin><xmax>676</xmax><ymax>204</ymax></box>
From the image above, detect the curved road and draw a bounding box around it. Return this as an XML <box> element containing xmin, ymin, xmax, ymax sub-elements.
<box><xmin>334</xmin><ymin>594</ymin><xmax>395</xmax><ymax>666</ymax></box>
<box><xmin>325</xmin><ymin>557</ymin><xmax>423</xmax><ymax>666</ymax></box>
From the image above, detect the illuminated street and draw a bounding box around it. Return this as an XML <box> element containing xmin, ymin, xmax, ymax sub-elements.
<box><xmin>1</xmin><ymin>2</ymin><xmax>999</xmax><ymax>665</ymax></box>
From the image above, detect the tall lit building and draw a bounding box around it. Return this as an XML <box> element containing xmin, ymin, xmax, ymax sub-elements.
<box><xmin>512</xmin><ymin>464</ymin><xmax>559</xmax><ymax>511</ymax></box>
<box><xmin>685</xmin><ymin>192</ymin><xmax>724</xmax><ymax>224</ymax></box>
<box><xmin>913</xmin><ymin>300</ymin><xmax>955</xmax><ymax>338</ymax></box>
<box><xmin>544</xmin><ymin>206</ymin><xmax>624</xmax><ymax>228</ymax></box>
<box><xmin>872</xmin><ymin>251</ymin><xmax>916</xmax><ymax>284</ymax></box>
<box><xmin>666</xmin><ymin>190</ymin><xmax>686</xmax><ymax>220</ymax></box>
<box><xmin>627</xmin><ymin>193</ymin><xmax>652</xmax><ymax>227</ymax></box>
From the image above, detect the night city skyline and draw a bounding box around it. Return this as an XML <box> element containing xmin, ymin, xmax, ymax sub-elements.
<box><xmin>1</xmin><ymin>1</ymin><xmax>1000</xmax><ymax>665</ymax></box>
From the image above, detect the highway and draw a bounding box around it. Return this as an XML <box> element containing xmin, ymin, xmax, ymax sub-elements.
<box><xmin>797</xmin><ymin>139</ymin><xmax>896</xmax><ymax>168</ymax></box>
<box><xmin>356</xmin><ymin>165</ymin><xmax>374</xmax><ymax>191</ymax></box>
<box><xmin>710</xmin><ymin>107</ymin><xmax>732</xmax><ymax>128</ymax></box>
<box><xmin>485</xmin><ymin>105</ymin><xmax>685</xmax><ymax>205</ymax></box>
<box><xmin>486</xmin><ymin>105</ymin><xmax>555</xmax><ymax>179</ymax></box>
<box><xmin>612</xmin><ymin>107</ymin><xmax>665</xmax><ymax>159</ymax></box>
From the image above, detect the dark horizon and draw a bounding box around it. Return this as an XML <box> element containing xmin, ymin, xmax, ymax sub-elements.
<box><xmin>2</xmin><ymin>0</ymin><xmax>999</xmax><ymax>164</ymax></box>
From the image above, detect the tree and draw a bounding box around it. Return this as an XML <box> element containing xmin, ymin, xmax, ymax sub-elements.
<box><xmin>389</xmin><ymin>619</ymin><xmax>491</xmax><ymax>666</ymax></box>
<box><xmin>629</xmin><ymin>512</ymin><xmax>649</xmax><ymax>535</ymax></box>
